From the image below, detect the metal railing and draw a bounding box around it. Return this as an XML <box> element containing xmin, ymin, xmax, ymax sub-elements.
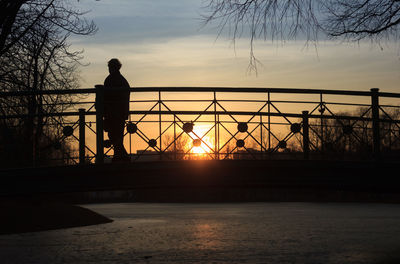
<box><xmin>1</xmin><ymin>86</ymin><xmax>400</xmax><ymax>167</ymax></box>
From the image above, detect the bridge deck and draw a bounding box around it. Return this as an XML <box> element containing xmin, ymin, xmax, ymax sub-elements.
<box><xmin>1</xmin><ymin>160</ymin><xmax>400</xmax><ymax>202</ymax></box>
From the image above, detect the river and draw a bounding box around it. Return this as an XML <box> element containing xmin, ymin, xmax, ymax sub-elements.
<box><xmin>1</xmin><ymin>203</ymin><xmax>400</xmax><ymax>263</ymax></box>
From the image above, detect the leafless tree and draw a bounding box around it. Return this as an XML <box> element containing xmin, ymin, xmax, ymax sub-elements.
<box><xmin>0</xmin><ymin>0</ymin><xmax>96</xmax><ymax>57</ymax></box>
<box><xmin>202</xmin><ymin>0</ymin><xmax>400</xmax><ymax>70</ymax></box>
<box><xmin>0</xmin><ymin>0</ymin><xmax>97</xmax><ymax>166</ymax></box>
<box><xmin>0</xmin><ymin>0</ymin><xmax>31</xmax><ymax>56</ymax></box>
<box><xmin>308</xmin><ymin>106</ymin><xmax>400</xmax><ymax>159</ymax></box>
<box><xmin>322</xmin><ymin>0</ymin><xmax>400</xmax><ymax>41</ymax></box>
<box><xmin>203</xmin><ymin>0</ymin><xmax>320</xmax><ymax>71</ymax></box>
<box><xmin>162</xmin><ymin>133</ymin><xmax>190</xmax><ymax>160</ymax></box>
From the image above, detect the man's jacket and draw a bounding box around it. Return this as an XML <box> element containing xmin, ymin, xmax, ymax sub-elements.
<box><xmin>103</xmin><ymin>72</ymin><xmax>130</xmax><ymax>120</ymax></box>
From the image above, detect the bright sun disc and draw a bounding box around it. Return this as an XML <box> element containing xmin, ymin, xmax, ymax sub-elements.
<box><xmin>192</xmin><ymin>145</ymin><xmax>206</xmax><ymax>154</ymax></box>
<box><xmin>187</xmin><ymin>123</ymin><xmax>215</xmax><ymax>155</ymax></box>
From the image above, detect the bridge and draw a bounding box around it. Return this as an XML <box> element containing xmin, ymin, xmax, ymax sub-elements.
<box><xmin>1</xmin><ymin>87</ymin><xmax>400</xmax><ymax>202</ymax></box>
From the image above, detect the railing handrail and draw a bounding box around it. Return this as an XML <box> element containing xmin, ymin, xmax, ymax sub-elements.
<box><xmin>2</xmin><ymin>110</ymin><xmax>400</xmax><ymax>124</ymax></box>
<box><xmin>1</xmin><ymin>86</ymin><xmax>400</xmax><ymax>97</ymax></box>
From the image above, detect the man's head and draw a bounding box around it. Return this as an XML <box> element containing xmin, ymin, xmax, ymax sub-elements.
<box><xmin>108</xmin><ymin>58</ymin><xmax>122</xmax><ymax>74</ymax></box>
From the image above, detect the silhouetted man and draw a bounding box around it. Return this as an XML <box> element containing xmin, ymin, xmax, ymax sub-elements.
<box><xmin>103</xmin><ymin>58</ymin><xmax>130</xmax><ymax>162</ymax></box>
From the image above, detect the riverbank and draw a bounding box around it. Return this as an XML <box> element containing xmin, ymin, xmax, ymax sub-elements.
<box><xmin>0</xmin><ymin>201</ymin><xmax>112</xmax><ymax>235</ymax></box>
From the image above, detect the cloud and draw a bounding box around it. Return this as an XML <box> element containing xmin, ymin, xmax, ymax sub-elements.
<box><xmin>78</xmin><ymin>0</ymin><xmax>201</xmax><ymax>18</ymax></box>
<box><xmin>73</xmin><ymin>0</ymin><xmax>212</xmax><ymax>45</ymax></box>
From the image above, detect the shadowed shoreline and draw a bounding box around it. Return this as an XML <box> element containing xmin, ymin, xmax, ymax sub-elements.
<box><xmin>0</xmin><ymin>201</ymin><xmax>112</xmax><ymax>235</ymax></box>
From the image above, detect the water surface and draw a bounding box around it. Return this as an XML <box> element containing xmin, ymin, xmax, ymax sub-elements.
<box><xmin>1</xmin><ymin>203</ymin><xmax>400</xmax><ymax>263</ymax></box>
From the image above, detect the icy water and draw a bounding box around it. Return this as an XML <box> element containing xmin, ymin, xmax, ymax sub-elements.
<box><xmin>1</xmin><ymin>203</ymin><xmax>400</xmax><ymax>264</ymax></box>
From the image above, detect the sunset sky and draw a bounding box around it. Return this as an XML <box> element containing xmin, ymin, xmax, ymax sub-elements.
<box><xmin>73</xmin><ymin>0</ymin><xmax>400</xmax><ymax>93</ymax></box>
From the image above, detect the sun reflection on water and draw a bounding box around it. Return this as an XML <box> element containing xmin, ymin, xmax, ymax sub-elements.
<box><xmin>193</xmin><ymin>222</ymin><xmax>223</xmax><ymax>249</ymax></box>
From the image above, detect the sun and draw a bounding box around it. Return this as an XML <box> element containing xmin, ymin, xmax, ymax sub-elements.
<box><xmin>188</xmin><ymin>123</ymin><xmax>214</xmax><ymax>155</ymax></box>
<box><xmin>192</xmin><ymin>145</ymin><xmax>207</xmax><ymax>154</ymax></box>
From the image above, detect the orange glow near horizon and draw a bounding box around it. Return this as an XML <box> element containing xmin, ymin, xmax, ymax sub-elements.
<box><xmin>192</xmin><ymin>145</ymin><xmax>207</xmax><ymax>154</ymax></box>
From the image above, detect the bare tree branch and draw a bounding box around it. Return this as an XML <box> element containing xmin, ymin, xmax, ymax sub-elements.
<box><xmin>202</xmin><ymin>0</ymin><xmax>400</xmax><ymax>69</ymax></box>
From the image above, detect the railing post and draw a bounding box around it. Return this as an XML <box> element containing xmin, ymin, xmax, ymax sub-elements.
<box><xmin>79</xmin><ymin>108</ymin><xmax>86</xmax><ymax>164</ymax></box>
<box><xmin>260</xmin><ymin>114</ymin><xmax>263</xmax><ymax>158</ymax></box>
<box><xmin>158</xmin><ymin>90</ymin><xmax>162</xmax><ymax>161</ymax></box>
<box><xmin>267</xmin><ymin>91</ymin><xmax>271</xmax><ymax>156</ymax></box>
<box><xmin>95</xmin><ymin>84</ymin><xmax>104</xmax><ymax>164</ymax></box>
<box><xmin>217</xmin><ymin>113</ymin><xmax>220</xmax><ymax>160</ymax></box>
<box><xmin>302</xmin><ymin>111</ymin><xmax>309</xmax><ymax>160</ymax></box>
<box><xmin>371</xmin><ymin>88</ymin><xmax>380</xmax><ymax>160</ymax></box>
<box><xmin>319</xmin><ymin>93</ymin><xmax>324</xmax><ymax>153</ymax></box>
<box><xmin>129</xmin><ymin>115</ymin><xmax>132</xmax><ymax>155</ymax></box>
<box><xmin>174</xmin><ymin>115</ymin><xmax>177</xmax><ymax>160</ymax></box>
<box><xmin>214</xmin><ymin>91</ymin><xmax>218</xmax><ymax>160</ymax></box>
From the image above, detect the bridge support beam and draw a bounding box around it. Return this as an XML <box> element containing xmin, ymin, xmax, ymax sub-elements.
<box><xmin>95</xmin><ymin>85</ymin><xmax>104</xmax><ymax>164</ymax></box>
<box><xmin>371</xmin><ymin>88</ymin><xmax>380</xmax><ymax>160</ymax></box>
<box><xmin>302</xmin><ymin>111</ymin><xmax>309</xmax><ymax>160</ymax></box>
